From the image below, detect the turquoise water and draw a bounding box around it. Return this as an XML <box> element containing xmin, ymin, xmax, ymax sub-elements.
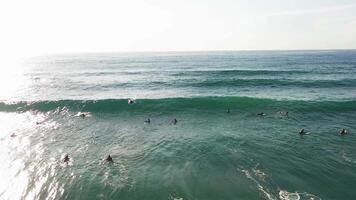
<box><xmin>1</xmin><ymin>50</ymin><xmax>356</xmax><ymax>200</ymax></box>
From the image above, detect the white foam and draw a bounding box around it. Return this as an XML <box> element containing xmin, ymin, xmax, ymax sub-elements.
<box><xmin>252</xmin><ymin>164</ymin><xmax>268</xmax><ymax>182</ymax></box>
<box><xmin>241</xmin><ymin>169</ymin><xmax>275</xmax><ymax>200</ymax></box>
<box><xmin>279</xmin><ymin>190</ymin><xmax>300</xmax><ymax>200</ymax></box>
<box><xmin>168</xmin><ymin>194</ymin><xmax>183</xmax><ymax>200</ymax></box>
<box><xmin>240</xmin><ymin>166</ymin><xmax>321</xmax><ymax>200</ymax></box>
<box><xmin>279</xmin><ymin>190</ymin><xmax>321</xmax><ymax>200</ymax></box>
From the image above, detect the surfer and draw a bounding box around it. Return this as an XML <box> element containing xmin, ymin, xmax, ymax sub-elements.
<box><xmin>340</xmin><ymin>128</ymin><xmax>348</xmax><ymax>135</ymax></box>
<box><xmin>145</xmin><ymin>118</ymin><xmax>151</xmax><ymax>123</ymax></box>
<box><xmin>10</xmin><ymin>133</ymin><xmax>16</xmax><ymax>138</ymax></box>
<box><xmin>299</xmin><ymin>128</ymin><xmax>306</xmax><ymax>135</ymax></box>
<box><xmin>79</xmin><ymin>113</ymin><xmax>86</xmax><ymax>118</ymax></box>
<box><xmin>63</xmin><ymin>154</ymin><xmax>70</xmax><ymax>163</ymax></box>
<box><xmin>279</xmin><ymin>111</ymin><xmax>289</xmax><ymax>118</ymax></box>
<box><xmin>257</xmin><ymin>112</ymin><xmax>266</xmax><ymax>116</ymax></box>
<box><xmin>128</xmin><ymin>98</ymin><xmax>135</xmax><ymax>104</ymax></box>
<box><xmin>172</xmin><ymin>118</ymin><xmax>178</xmax><ymax>125</ymax></box>
<box><xmin>227</xmin><ymin>108</ymin><xmax>230</xmax><ymax>113</ymax></box>
<box><xmin>105</xmin><ymin>155</ymin><xmax>114</xmax><ymax>163</ymax></box>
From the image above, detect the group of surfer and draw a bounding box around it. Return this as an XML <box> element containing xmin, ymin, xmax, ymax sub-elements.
<box><xmin>44</xmin><ymin>98</ymin><xmax>350</xmax><ymax>164</ymax></box>
<box><xmin>79</xmin><ymin>99</ymin><xmax>349</xmax><ymax>136</ymax></box>
<box><xmin>228</xmin><ymin>108</ymin><xmax>289</xmax><ymax>117</ymax></box>
<box><xmin>62</xmin><ymin>154</ymin><xmax>114</xmax><ymax>164</ymax></box>
<box><xmin>298</xmin><ymin>128</ymin><xmax>348</xmax><ymax>136</ymax></box>
<box><xmin>228</xmin><ymin>107</ymin><xmax>348</xmax><ymax>136</ymax></box>
<box><xmin>144</xmin><ymin>118</ymin><xmax>178</xmax><ymax>125</ymax></box>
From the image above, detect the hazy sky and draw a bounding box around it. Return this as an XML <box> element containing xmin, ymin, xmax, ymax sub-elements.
<box><xmin>0</xmin><ymin>0</ymin><xmax>356</xmax><ymax>57</ymax></box>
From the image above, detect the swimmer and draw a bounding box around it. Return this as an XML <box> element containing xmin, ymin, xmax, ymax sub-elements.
<box><xmin>257</xmin><ymin>112</ymin><xmax>266</xmax><ymax>116</ymax></box>
<box><xmin>128</xmin><ymin>98</ymin><xmax>135</xmax><ymax>105</ymax></box>
<box><xmin>172</xmin><ymin>118</ymin><xmax>178</xmax><ymax>125</ymax></box>
<box><xmin>299</xmin><ymin>128</ymin><xmax>306</xmax><ymax>135</ymax></box>
<box><xmin>77</xmin><ymin>112</ymin><xmax>91</xmax><ymax>118</ymax></box>
<box><xmin>63</xmin><ymin>154</ymin><xmax>70</xmax><ymax>163</ymax></box>
<box><xmin>10</xmin><ymin>133</ymin><xmax>16</xmax><ymax>138</ymax></box>
<box><xmin>145</xmin><ymin>118</ymin><xmax>151</xmax><ymax>123</ymax></box>
<box><xmin>340</xmin><ymin>128</ymin><xmax>348</xmax><ymax>135</ymax></box>
<box><xmin>279</xmin><ymin>111</ymin><xmax>289</xmax><ymax>118</ymax></box>
<box><xmin>105</xmin><ymin>155</ymin><xmax>114</xmax><ymax>163</ymax></box>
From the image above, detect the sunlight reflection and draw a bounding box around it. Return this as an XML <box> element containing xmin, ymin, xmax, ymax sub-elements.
<box><xmin>0</xmin><ymin>112</ymin><xmax>64</xmax><ymax>200</ymax></box>
<box><xmin>0</xmin><ymin>58</ymin><xmax>31</xmax><ymax>101</ymax></box>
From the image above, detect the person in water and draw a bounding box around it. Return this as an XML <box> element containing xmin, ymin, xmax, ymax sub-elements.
<box><xmin>340</xmin><ymin>128</ymin><xmax>348</xmax><ymax>135</ymax></box>
<box><xmin>173</xmin><ymin>118</ymin><xmax>178</xmax><ymax>125</ymax></box>
<box><xmin>79</xmin><ymin>113</ymin><xmax>86</xmax><ymax>118</ymax></box>
<box><xmin>145</xmin><ymin>118</ymin><xmax>151</xmax><ymax>123</ymax></box>
<box><xmin>279</xmin><ymin>111</ymin><xmax>289</xmax><ymax>118</ymax></box>
<box><xmin>106</xmin><ymin>155</ymin><xmax>114</xmax><ymax>163</ymax></box>
<box><xmin>227</xmin><ymin>108</ymin><xmax>230</xmax><ymax>113</ymax></box>
<box><xmin>63</xmin><ymin>154</ymin><xmax>70</xmax><ymax>163</ymax></box>
<box><xmin>299</xmin><ymin>128</ymin><xmax>306</xmax><ymax>135</ymax></box>
<box><xmin>128</xmin><ymin>98</ymin><xmax>135</xmax><ymax>104</ymax></box>
<box><xmin>257</xmin><ymin>112</ymin><xmax>266</xmax><ymax>116</ymax></box>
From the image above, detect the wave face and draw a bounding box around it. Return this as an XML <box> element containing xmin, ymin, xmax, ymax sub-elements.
<box><xmin>2</xmin><ymin>97</ymin><xmax>356</xmax><ymax>113</ymax></box>
<box><xmin>1</xmin><ymin>51</ymin><xmax>356</xmax><ymax>200</ymax></box>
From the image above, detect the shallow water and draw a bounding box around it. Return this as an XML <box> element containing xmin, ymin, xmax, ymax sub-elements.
<box><xmin>1</xmin><ymin>50</ymin><xmax>356</xmax><ymax>200</ymax></box>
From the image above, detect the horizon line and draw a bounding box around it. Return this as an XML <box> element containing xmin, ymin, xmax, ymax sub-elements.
<box><xmin>35</xmin><ymin>48</ymin><xmax>356</xmax><ymax>57</ymax></box>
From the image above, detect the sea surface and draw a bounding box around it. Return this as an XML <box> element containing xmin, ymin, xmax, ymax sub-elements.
<box><xmin>1</xmin><ymin>50</ymin><xmax>356</xmax><ymax>200</ymax></box>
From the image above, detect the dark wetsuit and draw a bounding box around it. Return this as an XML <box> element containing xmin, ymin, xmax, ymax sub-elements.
<box><xmin>106</xmin><ymin>155</ymin><xmax>114</xmax><ymax>163</ymax></box>
<box><xmin>63</xmin><ymin>155</ymin><xmax>70</xmax><ymax>163</ymax></box>
<box><xmin>299</xmin><ymin>129</ymin><xmax>305</xmax><ymax>135</ymax></box>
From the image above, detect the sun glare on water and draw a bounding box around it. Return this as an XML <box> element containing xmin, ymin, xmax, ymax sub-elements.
<box><xmin>0</xmin><ymin>109</ymin><xmax>65</xmax><ymax>200</ymax></box>
<box><xmin>0</xmin><ymin>58</ymin><xmax>29</xmax><ymax>101</ymax></box>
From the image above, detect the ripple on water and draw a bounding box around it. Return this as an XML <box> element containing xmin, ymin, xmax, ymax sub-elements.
<box><xmin>98</xmin><ymin>161</ymin><xmax>131</xmax><ymax>190</ymax></box>
<box><xmin>342</xmin><ymin>151</ymin><xmax>356</xmax><ymax>165</ymax></box>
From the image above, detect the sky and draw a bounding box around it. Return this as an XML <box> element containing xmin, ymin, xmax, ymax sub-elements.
<box><xmin>0</xmin><ymin>0</ymin><xmax>356</xmax><ymax>58</ymax></box>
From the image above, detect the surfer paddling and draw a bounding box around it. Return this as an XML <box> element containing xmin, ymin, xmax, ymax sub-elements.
<box><xmin>172</xmin><ymin>118</ymin><xmax>178</xmax><ymax>125</ymax></box>
<box><xmin>105</xmin><ymin>155</ymin><xmax>114</xmax><ymax>163</ymax></box>
<box><xmin>340</xmin><ymin>128</ymin><xmax>348</xmax><ymax>135</ymax></box>
<box><xmin>63</xmin><ymin>154</ymin><xmax>70</xmax><ymax>163</ymax></box>
<box><xmin>128</xmin><ymin>98</ymin><xmax>135</xmax><ymax>104</ymax></box>
<box><xmin>257</xmin><ymin>112</ymin><xmax>266</xmax><ymax>116</ymax></box>
<box><xmin>279</xmin><ymin>111</ymin><xmax>289</xmax><ymax>117</ymax></box>
<box><xmin>299</xmin><ymin>128</ymin><xmax>306</xmax><ymax>135</ymax></box>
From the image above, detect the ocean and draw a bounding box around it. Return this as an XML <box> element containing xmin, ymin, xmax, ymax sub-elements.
<box><xmin>1</xmin><ymin>50</ymin><xmax>356</xmax><ymax>200</ymax></box>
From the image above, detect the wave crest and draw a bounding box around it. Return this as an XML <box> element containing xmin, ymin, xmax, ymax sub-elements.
<box><xmin>1</xmin><ymin>96</ymin><xmax>356</xmax><ymax>113</ymax></box>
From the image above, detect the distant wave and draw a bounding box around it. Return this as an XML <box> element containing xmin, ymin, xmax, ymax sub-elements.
<box><xmin>57</xmin><ymin>78</ymin><xmax>356</xmax><ymax>90</ymax></box>
<box><xmin>185</xmin><ymin>78</ymin><xmax>356</xmax><ymax>88</ymax></box>
<box><xmin>1</xmin><ymin>96</ymin><xmax>356</xmax><ymax>113</ymax></box>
